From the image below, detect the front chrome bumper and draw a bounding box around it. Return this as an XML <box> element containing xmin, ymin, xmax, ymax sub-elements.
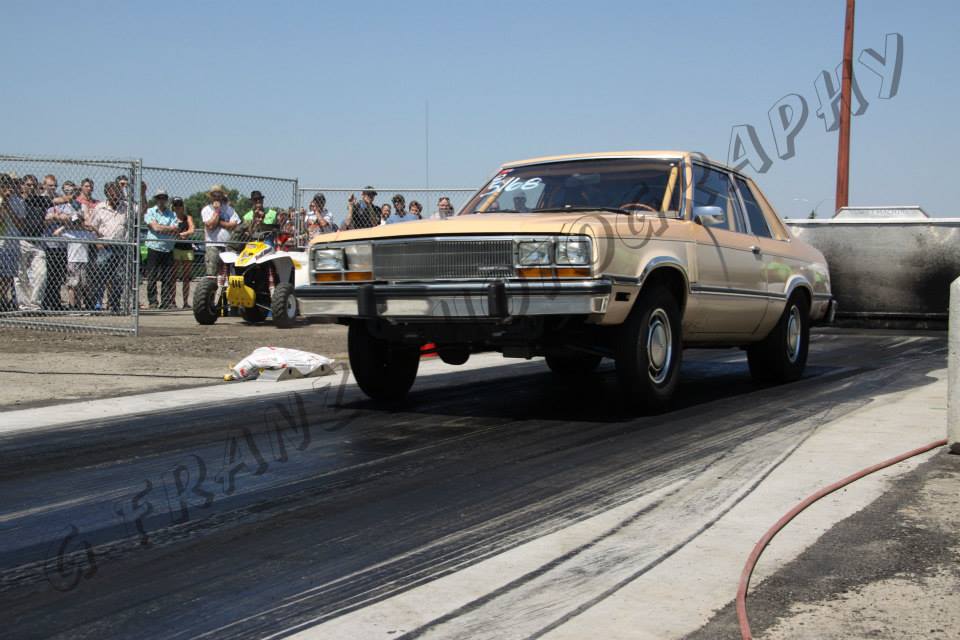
<box><xmin>296</xmin><ymin>279</ymin><xmax>612</xmax><ymax>319</ymax></box>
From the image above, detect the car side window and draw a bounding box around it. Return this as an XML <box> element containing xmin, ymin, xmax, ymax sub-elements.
<box><xmin>692</xmin><ymin>164</ymin><xmax>746</xmax><ymax>233</ymax></box>
<box><xmin>745</xmin><ymin>178</ymin><xmax>791</xmax><ymax>240</ymax></box>
<box><xmin>734</xmin><ymin>176</ymin><xmax>772</xmax><ymax>238</ymax></box>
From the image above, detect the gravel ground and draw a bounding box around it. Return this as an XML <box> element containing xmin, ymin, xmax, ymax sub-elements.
<box><xmin>0</xmin><ymin>311</ymin><xmax>348</xmax><ymax>410</ymax></box>
<box><xmin>687</xmin><ymin>451</ymin><xmax>960</xmax><ymax>640</ymax></box>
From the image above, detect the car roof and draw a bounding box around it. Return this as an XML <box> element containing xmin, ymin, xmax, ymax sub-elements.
<box><xmin>500</xmin><ymin>150</ymin><xmax>742</xmax><ymax>175</ymax></box>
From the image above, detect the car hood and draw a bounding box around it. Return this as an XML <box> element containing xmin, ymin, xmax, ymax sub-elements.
<box><xmin>311</xmin><ymin>212</ymin><xmax>685</xmax><ymax>245</ymax></box>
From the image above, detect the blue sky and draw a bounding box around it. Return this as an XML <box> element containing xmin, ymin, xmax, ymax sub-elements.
<box><xmin>2</xmin><ymin>0</ymin><xmax>958</xmax><ymax>217</ymax></box>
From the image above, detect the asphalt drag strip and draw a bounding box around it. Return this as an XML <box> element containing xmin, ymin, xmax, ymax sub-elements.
<box><xmin>0</xmin><ymin>329</ymin><xmax>946</xmax><ymax>640</ymax></box>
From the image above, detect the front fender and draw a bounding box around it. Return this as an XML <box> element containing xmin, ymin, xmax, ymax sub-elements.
<box><xmin>254</xmin><ymin>252</ymin><xmax>308</xmax><ymax>284</ymax></box>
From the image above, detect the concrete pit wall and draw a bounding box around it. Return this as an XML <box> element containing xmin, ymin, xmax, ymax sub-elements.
<box><xmin>785</xmin><ymin>217</ymin><xmax>960</xmax><ymax>328</ymax></box>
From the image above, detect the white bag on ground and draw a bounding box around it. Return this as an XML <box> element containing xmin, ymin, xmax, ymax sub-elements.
<box><xmin>229</xmin><ymin>347</ymin><xmax>334</xmax><ymax>381</ymax></box>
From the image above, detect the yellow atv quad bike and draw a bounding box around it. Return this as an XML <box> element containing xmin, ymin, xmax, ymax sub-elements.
<box><xmin>193</xmin><ymin>232</ymin><xmax>307</xmax><ymax>328</ymax></box>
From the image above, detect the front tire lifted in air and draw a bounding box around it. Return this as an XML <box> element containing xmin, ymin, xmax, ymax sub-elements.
<box><xmin>348</xmin><ymin>322</ymin><xmax>421</xmax><ymax>402</ymax></box>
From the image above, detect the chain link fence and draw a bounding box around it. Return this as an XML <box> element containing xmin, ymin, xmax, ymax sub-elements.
<box><xmin>296</xmin><ymin>188</ymin><xmax>475</xmax><ymax>239</ymax></box>
<box><xmin>0</xmin><ymin>161</ymin><xmax>475</xmax><ymax>334</ymax></box>
<box><xmin>138</xmin><ymin>167</ymin><xmax>298</xmax><ymax>312</ymax></box>
<box><xmin>0</xmin><ymin>155</ymin><xmax>141</xmax><ymax>334</ymax></box>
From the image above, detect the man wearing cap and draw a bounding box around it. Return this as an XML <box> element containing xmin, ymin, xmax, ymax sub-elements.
<box><xmin>201</xmin><ymin>185</ymin><xmax>240</xmax><ymax>277</ymax></box>
<box><xmin>239</xmin><ymin>190</ymin><xmax>278</xmax><ymax>240</ymax></box>
<box><xmin>143</xmin><ymin>190</ymin><xmax>179</xmax><ymax>309</ymax></box>
<box><xmin>242</xmin><ymin>191</ymin><xmax>278</xmax><ymax>226</ymax></box>
<box><xmin>343</xmin><ymin>186</ymin><xmax>380</xmax><ymax>230</ymax></box>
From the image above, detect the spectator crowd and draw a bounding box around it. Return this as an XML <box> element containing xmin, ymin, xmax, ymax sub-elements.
<box><xmin>0</xmin><ymin>173</ymin><xmax>460</xmax><ymax>313</ymax></box>
<box><xmin>0</xmin><ymin>173</ymin><xmax>132</xmax><ymax>313</ymax></box>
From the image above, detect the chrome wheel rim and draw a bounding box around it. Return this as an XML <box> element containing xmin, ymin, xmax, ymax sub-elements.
<box><xmin>647</xmin><ymin>308</ymin><xmax>673</xmax><ymax>384</ymax></box>
<box><xmin>285</xmin><ymin>295</ymin><xmax>297</xmax><ymax>319</ymax></box>
<box><xmin>786</xmin><ymin>305</ymin><xmax>802</xmax><ymax>363</ymax></box>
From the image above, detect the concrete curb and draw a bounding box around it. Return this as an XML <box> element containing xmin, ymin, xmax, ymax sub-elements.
<box><xmin>0</xmin><ymin>353</ymin><xmax>518</xmax><ymax>436</ymax></box>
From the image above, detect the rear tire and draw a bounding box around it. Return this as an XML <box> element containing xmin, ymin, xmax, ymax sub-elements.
<box><xmin>271</xmin><ymin>283</ymin><xmax>298</xmax><ymax>328</ymax></box>
<box><xmin>747</xmin><ymin>294</ymin><xmax>810</xmax><ymax>384</ymax></box>
<box><xmin>545</xmin><ymin>353</ymin><xmax>602</xmax><ymax>376</ymax></box>
<box><xmin>348</xmin><ymin>322</ymin><xmax>420</xmax><ymax>402</ymax></box>
<box><xmin>615</xmin><ymin>285</ymin><xmax>682</xmax><ymax>409</ymax></box>
<box><xmin>193</xmin><ymin>278</ymin><xmax>220</xmax><ymax>325</ymax></box>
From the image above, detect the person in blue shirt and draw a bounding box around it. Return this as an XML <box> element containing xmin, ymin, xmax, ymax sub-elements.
<box><xmin>386</xmin><ymin>194</ymin><xmax>417</xmax><ymax>224</ymax></box>
<box><xmin>143</xmin><ymin>190</ymin><xmax>179</xmax><ymax>309</ymax></box>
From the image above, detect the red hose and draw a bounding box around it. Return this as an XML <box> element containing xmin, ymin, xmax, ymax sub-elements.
<box><xmin>737</xmin><ymin>438</ymin><xmax>948</xmax><ymax>640</ymax></box>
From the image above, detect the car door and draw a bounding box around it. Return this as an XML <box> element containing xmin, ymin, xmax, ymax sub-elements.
<box><xmin>688</xmin><ymin>163</ymin><xmax>768</xmax><ymax>335</ymax></box>
<box><xmin>732</xmin><ymin>175</ymin><xmax>791</xmax><ymax>297</ymax></box>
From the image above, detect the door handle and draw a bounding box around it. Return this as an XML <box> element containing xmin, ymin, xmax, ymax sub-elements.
<box><xmin>750</xmin><ymin>245</ymin><xmax>762</xmax><ymax>255</ymax></box>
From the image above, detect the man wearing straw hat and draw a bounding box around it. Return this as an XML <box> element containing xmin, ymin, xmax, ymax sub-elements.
<box><xmin>200</xmin><ymin>184</ymin><xmax>240</xmax><ymax>277</ymax></box>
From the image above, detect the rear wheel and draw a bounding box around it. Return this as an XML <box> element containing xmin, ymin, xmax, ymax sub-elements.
<box><xmin>615</xmin><ymin>285</ymin><xmax>682</xmax><ymax>409</ymax></box>
<box><xmin>545</xmin><ymin>353</ymin><xmax>602</xmax><ymax>376</ymax></box>
<box><xmin>192</xmin><ymin>278</ymin><xmax>220</xmax><ymax>325</ymax></box>
<box><xmin>348</xmin><ymin>322</ymin><xmax>420</xmax><ymax>402</ymax></box>
<box><xmin>747</xmin><ymin>294</ymin><xmax>810</xmax><ymax>384</ymax></box>
<box><xmin>271</xmin><ymin>283</ymin><xmax>298</xmax><ymax>328</ymax></box>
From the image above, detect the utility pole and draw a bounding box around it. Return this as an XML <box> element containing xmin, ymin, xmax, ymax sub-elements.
<box><xmin>834</xmin><ymin>0</ymin><xmax>855</xmax><ymax>215</ymax></box>
<box><xmin>425</xmin><ymin>101</ymin><xmax>430</xmax><ymax>190</ymax></box>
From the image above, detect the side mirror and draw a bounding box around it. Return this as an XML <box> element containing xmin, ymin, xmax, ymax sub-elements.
<box><xmin>693</xmin><ymin>205</ymin><xmax>726</xmax><ymax>227</ymax></box>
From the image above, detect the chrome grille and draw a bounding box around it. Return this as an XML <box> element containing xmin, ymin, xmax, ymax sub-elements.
<box><xmin>373</xmin><ymin>238</ymin><xmax>514</xmax><ymax>280</ymax></box>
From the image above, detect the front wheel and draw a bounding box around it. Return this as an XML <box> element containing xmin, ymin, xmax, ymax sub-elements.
<box><xmin>271</xmin><ymin>283</ymin><xmax>298</xmax><ymax>328</ymax></box>
<box><xmin>747</xmin><ymin>294</ymin><xmax>810</xmax><ymax>384</ymax></box>
<box><xmin>615</xmin><ymin>286</ymin><xmax>682</xmax><ymax>410</ymax></box>
<box><xmin>193</xmin><ymin>278</ymin><xmax>221</xmax><ymax>325</ymax></box>
<box><xmin>348</xmin><ymin>322</ymin><xmax>420</xmax><ymax>402</ymax></box>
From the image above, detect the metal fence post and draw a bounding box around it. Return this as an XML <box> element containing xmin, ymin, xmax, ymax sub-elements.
<box><xmin>949</xmin><ymin>277</ymin><xmax>960</xmax><ymax>453</ymax></box>
<box><xmin>132</xmin><ymin>159</ymin><xmax>142</xmax><ymax>336</ymax></box>
<box><xmin>293</xmin><ymin>178</ymin><xmax>301</xmax><ymax>241</ymax></box>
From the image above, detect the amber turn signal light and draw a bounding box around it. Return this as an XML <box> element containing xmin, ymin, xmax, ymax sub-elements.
<box><xmin>516</xmin><ymin>267</ymin><xmax>553</xmax><ymax>278</ymax></box>
<box><xmin>555</xmin><ymin>267</ymin><xmax>591</xmax><ymax>278</ymax></box>
<box><xmin>344</xmin><ymin>271</ymin><xmax>374</xmax><ymax>281</ymax></box>
<box><xmin>313</xmin><ymin>272</ymin><xmax>343</xmax><ymax>283</ymax></box>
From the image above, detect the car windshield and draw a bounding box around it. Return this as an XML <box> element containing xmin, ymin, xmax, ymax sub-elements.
<box><xmin>462</xmin><ymin>158</ymin><xmax>682</xmax><ymax>215</ymax></box>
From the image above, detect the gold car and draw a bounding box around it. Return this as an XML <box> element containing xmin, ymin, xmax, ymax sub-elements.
<box><xmin>298</xmin><ymin>151</ymin><xmax>834</xmax><ymax>405</ymax></box>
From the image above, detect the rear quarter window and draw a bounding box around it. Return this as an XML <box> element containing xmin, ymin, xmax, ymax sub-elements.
<box><xmin>745</xmin><ymin>179</ymin><xmax>792</xmax><ymax>241</ymax></box>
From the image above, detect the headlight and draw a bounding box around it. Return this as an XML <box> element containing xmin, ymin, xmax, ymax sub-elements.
<box><xmin>556</xmin><ymin>237</ymin><xmax>591</xmax><ymax>266</ymax></box>
<box><xmin>517</xmin><ymin>240</ymin><xmax>551</xmax><ymax>265</ymax></box>
<box><xmin>313</xmin><ymin>248</ymin><xmax>344</xmax><ymax>271</ymax></box>
<box><xmin>344</xmin><ymin>243</ymin><xmax>373</xmax><ymax>271</ymax></box>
